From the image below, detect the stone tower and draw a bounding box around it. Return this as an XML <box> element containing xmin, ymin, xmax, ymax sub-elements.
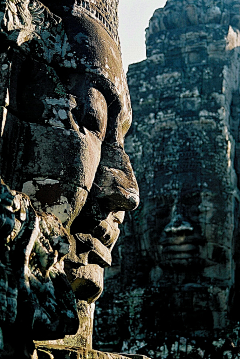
<box><xmin>94</xmin><ymin>0</ymin><xmax>240</xmax><ymax>357</ymax></box>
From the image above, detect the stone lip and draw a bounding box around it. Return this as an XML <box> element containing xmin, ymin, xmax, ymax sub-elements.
<box><xmin>75</xmin><ymin>233</ymin><xmax>112</xmax><ymax>267</ymax></box>
<box><xmin>64</xmin><ymin>233</ymin><xmax>113</xmax><ymax>302</ymax></box>
<box><xmin>162</xmin><ymin>243</ymin><xmax>198</xmax><ymax>254</ymax></box>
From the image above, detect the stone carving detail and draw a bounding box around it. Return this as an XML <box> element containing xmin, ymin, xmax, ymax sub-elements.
<box><xmin>94</xmin><ymin>0</ymin><xmax>240</xmax><ymax>357</ymax></box>
<box><xmin>146</xmin><ymin>0</ymin><xmax>240</xmax><ymax>42</ymax></box>
<box><xmin>0</xmin><ymin>0</ymin><xmax>139</xmax><ymax>357</ymax></box>
<box><xmin>74</xmin><ymin>0</ymin><xmax>119</xmax><ymax>43</ymax></box>
<box><xmin>0</xmin><ymin>181</ymin><xmax>78</xmax><ymax>356</ymax></box>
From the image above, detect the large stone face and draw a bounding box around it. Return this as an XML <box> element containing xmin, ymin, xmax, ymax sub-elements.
<box><xmin>94</xmin><ymin>0</ymin><xmax>240</xmax><ymax>357</ymax></box>
<box><xmin>0</xmin><ymin>0</ymin><xmax>139</xmax><ymax>357</ymax></box>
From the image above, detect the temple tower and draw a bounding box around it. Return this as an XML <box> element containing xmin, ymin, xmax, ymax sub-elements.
<box><xmin>94</xmin><ymin>0</ymin><xmax>240</xmax><ymax>357</ymax></box>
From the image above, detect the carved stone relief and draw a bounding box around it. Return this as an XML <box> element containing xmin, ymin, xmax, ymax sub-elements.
<box><xmin>0</xmin><ymin>0</ymin><xmax>139</xmax><ymax>357</ymax></box>
<box><xmin>94</xmin><ymin>0</ymin><xmax>240</xmax><ymax>357</ymax></box>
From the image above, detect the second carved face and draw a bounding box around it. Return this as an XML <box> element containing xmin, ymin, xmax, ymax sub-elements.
<box><xmin>134</xmin><ymin>124</ymin><xmax>237</xmax><ymax>287</ymax></box>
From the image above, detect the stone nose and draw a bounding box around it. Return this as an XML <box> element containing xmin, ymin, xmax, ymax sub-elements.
<box><xmin>164</xmin><ymin>205</ymin><xmax>193</xmax><ymax>234</ymax></box>
<box><xmin>93</xmin><ymin>143</ymin><xmax>139</xmax><ymax>212</ymax></box>
<box><xmin>164</xmin><ymin>216</ymin><xmax>193</xmax><ymax>234</ymax></box>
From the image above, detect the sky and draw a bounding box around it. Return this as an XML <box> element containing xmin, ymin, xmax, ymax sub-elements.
<box><xmin>118</xmin><ymin>0</ymin><xmax>167</xmax><ymax>72</ymax></box>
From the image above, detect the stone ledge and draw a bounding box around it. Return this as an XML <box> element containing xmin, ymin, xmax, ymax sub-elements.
<box><xmin>35</xmin><ymin>345</ymin><xmax>152</xmax><ymax>359</ymax></box>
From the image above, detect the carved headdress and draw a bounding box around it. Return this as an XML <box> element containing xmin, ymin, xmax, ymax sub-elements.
<box><xmin>74</xmin><ymin>0</ymin><xmax>120</xmax><ymax>46</ymax></box>
<box><xmin>35</xmin><ymin>0</ymin><xmax>127</xmax><ymax>102</ymax></box>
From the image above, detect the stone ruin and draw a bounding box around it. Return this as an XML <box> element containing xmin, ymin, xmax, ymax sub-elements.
<box><xmin>4</xmin><ymin>0</ymin><xmax>240</xmax><ymax>357</ymax></box>
<box><xmin>93</xmin><ymin>0</ymin><xmax>240</xmax><ymax>358</ymax></box>
<box><xmin>0</xmin><ymin>0</ymin><xmax>139</xmax><ymax>357</ymax></box>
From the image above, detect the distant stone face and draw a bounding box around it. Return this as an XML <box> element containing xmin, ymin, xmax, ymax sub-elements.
<box><xmin>146</xmin><ymin>0</ymin><xmax>240</xmax><ymax>39</ymax></box>
<box><xmin>94</xmin><ymin>0</ymin><xmax>240</xmax><ymax>356</ymax></box>
<box><xmin>0</xmin><ymin>0</ymin><xmax>139</xmax><ymax>357</ymax></box>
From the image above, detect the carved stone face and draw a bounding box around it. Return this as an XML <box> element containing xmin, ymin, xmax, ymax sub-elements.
<box><xmin>109</xmin><ymin>121</ymin><xmax>238</xmax><ymax>339</ymax></box>
<box><xmin>0</xmin><ymin>0</ymin><xmax>139</xmax><ymax>310</ymax></box>
<box><xmin>138</xmin><ymin>124</ymin><xmax>237</xmax><ymax>288</ymax></box>
<box><xmin>152</xmin><ymin>172</ymin><xmax>235</xmax><ymax>279</ymax></box>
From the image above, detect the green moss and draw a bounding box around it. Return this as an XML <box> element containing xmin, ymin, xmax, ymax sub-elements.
<box><xmin>46</xmin><ymin>66</ymin><xmax>66</xmax><ymax>97</ymax></box>
<box><xmin>54</xmin><ymin>80</ymin><xmax>66</xmax><ymax>97</ymax></box>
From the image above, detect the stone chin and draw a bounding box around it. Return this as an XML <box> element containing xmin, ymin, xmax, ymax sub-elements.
<box><xmin>66</xmin><ymin>263</ymin><xmax>104</xmax><ymax>304</ymax></box>
<box><xmin>65</xmin><ymin>232</ymin><xmax>113</xmax><ymax>304</ymax></box>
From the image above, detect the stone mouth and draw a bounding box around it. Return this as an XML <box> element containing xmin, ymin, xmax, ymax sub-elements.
<box><xmin>92</xmin><ymin>223</ymin><xmax>116</xmax><ymax>247</ymax></box>
<box><xmin>160</xmin><ymin>232</ymin><xmax>203</xmax><ymax>246</ymax></box>
<box><xmin>162</xmin><ymin>243</ymin><xmax>198</xmax><ymax>254</ymax></box>
<box><xmin>75</xmin><ymin>233</ymin><xmax>112</xmax><ymax>267</ymax></box>
<box><xmin>91</xmin><ymin>215</ymin><xmax>122</xmax><ymax>249</ymax></box>
<box><xmin>160</xmin><ymin>241</ymin><xmax>202</xmax><ymax>267</ymax></box>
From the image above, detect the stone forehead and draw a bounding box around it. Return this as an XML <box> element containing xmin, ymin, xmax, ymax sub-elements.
<box><xmin>74</xmin><ymin>0</ymin><xmax>119</xmax><ymax>45</ymax></box>
<box><xmin>146</xmin><ymin>0</ymin><xmax>240</xmax><ymax>39</ymax></box>
<box><xmin>165</xmin><ymin>0</ymin><xmax>239</xmax><ymax>6</ymax></box>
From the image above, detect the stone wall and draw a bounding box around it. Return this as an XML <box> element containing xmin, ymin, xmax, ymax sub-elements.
<box><xmin>94</xmin><ymin>0</ymin><xmax>240</xmax><ymax>357</ymax></box>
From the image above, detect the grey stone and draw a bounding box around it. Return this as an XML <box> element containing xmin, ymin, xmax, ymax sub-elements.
<box><xmin>0</xmin><ymin>0</ymin><xmax>139</xmax><ymax>357</ymax></box>
<box><xmin>94</xmin><ymin>0</ymin><xmax>240</xmax><ymax>357</ymax></box>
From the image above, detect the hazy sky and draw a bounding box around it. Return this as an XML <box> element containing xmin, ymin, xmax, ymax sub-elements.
<box><xmin>118</xmin><ymin>0</ymin><xmax>167</xmax><ymax>72</ymax></box>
